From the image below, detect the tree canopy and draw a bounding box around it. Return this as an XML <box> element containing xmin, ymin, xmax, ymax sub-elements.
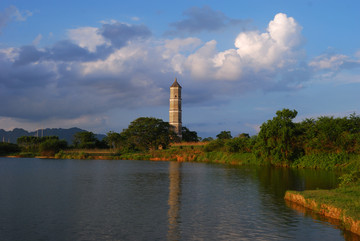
<box><xmin>121</xmin><ymin>117</ymin><xmax>177</xmax><ymax>151</ymax></box>
<box><xmin>255</xmin><ymin>109</ymin><xmax>300</xmax><ymax>164</ymax></box>
<box><xmin>216</xmin><ymin>131</ymin><xmax>232</xmax><ymax>140</ymax></box>
<box><xmin>72</xmin><ymin>131</ymin><xmax>107</xmax><ymax>149</ymax></box>
<box><xmin>182</xmin><ymin>127</ymin><xmax>199</xmax><ymax>142</ymax></box>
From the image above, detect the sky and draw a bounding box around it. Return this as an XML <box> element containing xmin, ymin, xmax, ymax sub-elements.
<box><xmin>0</xmin><ymin>0</ymin><xmax>360</xmax><ymax>138</ymax></box>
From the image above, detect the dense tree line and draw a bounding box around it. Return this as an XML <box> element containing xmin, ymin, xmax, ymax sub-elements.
<box><xmin>204</xmin><ymin>109</ymin><xmax>360</xmax><ymax>165</ymax></box>
<box><xmin>0</xmin><ymin>143</ymin><xmax>21</xmax><ymax>156</ymax></box>
<box><xmin>17</xmin><ymin>136</ymin><xmax>68</xmax><ymax>156</ymax></box>
<box><xmin>11</xmin><ymin>118</ymin><xmax>199</xmax><ymax>156</ymax></box>
<box><xmin>104</xmin><ymin>117</ymin><xmax>199</xmax><ymax>152</ymax></box>
<box><xmin>12</xmin><ymin>109</ymin><xmax>360</xmax><ymax>164</ymax></box>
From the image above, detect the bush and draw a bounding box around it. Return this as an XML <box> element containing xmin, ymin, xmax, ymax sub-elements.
<box><xmin>39</xmin><ymin>139</ymin><xmax>67</xmax><ymax>156</ymax></box>
<box><xmin>292</xmin><ymin>153</ymin><xmax>349</xmax><ymax>170</ymax></box>
<box><xmin>0</xmin><ymin>143</ymin><xmax>21</xmax><ymax>156</ymax></box>
<box><xmin>203</xmin><ymin>139</ymin><xmax>225</xmax><ymax>152</ymax></box>
<box><xmin>339</xmin><ymin>171</ymin><xmax>360</xmax><ymax>187</ymax></box>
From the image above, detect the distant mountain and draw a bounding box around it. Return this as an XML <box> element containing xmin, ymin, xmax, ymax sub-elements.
<box><xmin>0</xmin><ymin>128</ymin><xmax>106</xmax><ymax>144</ymax></box>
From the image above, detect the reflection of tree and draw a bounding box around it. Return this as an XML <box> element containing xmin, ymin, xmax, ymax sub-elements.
<box><xmin>253</xmin><ymin>166</ymin><xmax>340</xmax><ymax>199</ymax></box>
<box><xmin>167</xmin><ymin>161</ymin><xmax>182</xmax><ymax>241</ymax></box>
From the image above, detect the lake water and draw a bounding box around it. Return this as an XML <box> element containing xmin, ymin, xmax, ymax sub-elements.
<box><xmin>0</xmin><ymin>157</ymin><xmax>358</xmax><ymax>241</ymax></box>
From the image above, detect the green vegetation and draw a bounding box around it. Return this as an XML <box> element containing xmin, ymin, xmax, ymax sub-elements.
<box><xmin>17</xmin><ymin>136</ymin><xmax>68</xmax><ymax>156</ymax></box>
<box><xmin>199</xmin><ymin>109</ymin><xmax>360</xmax><ymax>171</ymax></box>
<box><xmin>73</xmin><ymin>131</ymin><xmax>107</xmax><ymax>149</ymax></box>
<box><xmin>119</xmin><ymin>117</ymin><xmax>178</xmax><ymax>151</ymax></box>
<box><xmin>0</xmin><ymin>142</ymin><xmax>21</xmax><ymax>156</ymax></box>
<box><xmin>286</xmin><ymin>178</ymin><xmax>360</xmax><ymax>223</ymax></box>
<box><xmin>6</xmin><ymin>109</ymin><xmax>360</xmax><ymax>175</ymax></box>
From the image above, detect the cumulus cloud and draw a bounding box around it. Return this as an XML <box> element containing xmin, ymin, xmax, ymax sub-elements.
<box><xmin>0</xmin><ymin>6</ymin><xmax>32</xmax><ymax>33</ymax></box>
<box><xmin>167</xmin><ymin>5</ymin><xmax>246</xmax><ymax>35</ymax></box>
<box><xmin>234</xmin><ymin>13</ymin><xmax>303</xmax><ymax>69</ymax></box>
<box><xmin>173</xmin><ymin>12</ymin><xmax>306</xmax><ymax>93</ymax></box>
<box><xmin>68</xmin><ymin>27</ymin><xmax>108</xmax><ymax>52</ymax></box>
<box><xmin>0</xmin><ymin>13</ymin><xmax>312</xmax><ymax>127</ymax></box>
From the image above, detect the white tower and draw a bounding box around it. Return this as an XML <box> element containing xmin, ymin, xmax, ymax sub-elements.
<box><xmin>169</xmin><ymin>78</ymin><xmax>182</xmax><ymax>139</ymax></box>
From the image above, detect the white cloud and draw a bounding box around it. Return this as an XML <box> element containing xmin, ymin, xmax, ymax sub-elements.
<box><xmin>0</xmin><ymin>13</ymin><xmax>313</xmax><ymax>132</ymax></box>
<box><xmin>184</xmin><ymin>40</ymin><xmax>218</xmax><ymax>79</ymax></box>
<box><xmin>309</xmin><ymin>54</ymin><xmax>360</xmax><ymax>71</ymax></box>
<box><xmin>234</xmin><ymin>13</ymin><xmax>302</xmax><ymax>70</ymax></box>
<box><xmin>309</xmin><ymin>54</ymin><xmax>348</xmax><ymax>70</ymax></box>
<box><xmin>0</xmin><ymin>47</ymin><xmax>19</xmax><ymax>61</ymax></box>
<box><xmin>68</xmin><ymin>27</ymin><xmax>108</xmax><ymax>52</ymax></box>
<box><xmin>178</xmin><ymin>13</ymin><xmax>304</xmax><ymax>85</ymax></box>
<box><xmin>213</xmin><ymin>49</ymin><xmax>242</xmax><ymax>80</ymax></box>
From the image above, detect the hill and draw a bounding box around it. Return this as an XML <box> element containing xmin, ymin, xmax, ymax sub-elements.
<box><xmin>0</xmin><ymin>128</ymin><xmax>106</xmax><ymax>144</ymax></box>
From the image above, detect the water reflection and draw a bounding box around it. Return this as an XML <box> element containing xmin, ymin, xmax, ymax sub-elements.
<box><xmin>0</xmin><ymin>158</ymin><xmax>357</xmax><ymax>240</ymax></box>
<box><xmin>285</xmin><ymin>200</ymin><xmax>360</xmax><ymax>241</ymax></box>
<box><xmin>167</xmin><ymin>161</ymin><xmax>181</xmax><ymax>241</ymax></box>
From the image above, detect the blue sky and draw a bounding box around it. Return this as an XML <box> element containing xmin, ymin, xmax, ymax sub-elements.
<box><xmin>1</xmin><ymin>0</ymin><xmax>360</xmax><ymax>138</ymax></box>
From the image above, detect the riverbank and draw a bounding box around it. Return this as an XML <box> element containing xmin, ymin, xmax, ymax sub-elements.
<box><xmin>285</xmin><ymin>186</ymin><xmax>360</xmax><ymax>235</ymax></box>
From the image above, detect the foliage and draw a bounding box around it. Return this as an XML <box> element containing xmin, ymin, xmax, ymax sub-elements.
<box><xmin>39</xmin><ymin>138</ymin><xmax>67</xmax><ymax>156</ymax></box>
<box><xmin>72</xmin><ymin>131</ymin><xmax>107</xmax><ymax>149</ymax></box>
<box><xmin>291</xmin><ymin>153</ymin><xmax>349</xmax><ymax>170</ymax></box>
<box><xmin>0</xmin><ymin>142</ymin><xmax>21</xmax><ymax>156</ymax></box>
<box><xmin>73</xmin><ymin>131</ymin><xmax>97</xmax><ymax>148</ymax></box>
<box><xmin>181</xmin><ymin>126</ymin><xmax>199</xmax><ymax>142</ymax></box>
<box><xmin>17</xmin><ymin>136</ymin><xmax>68</xmax><ymax>156</ymax></box>
<box><xmin>339</xmin><ymin>171</ymin><xmax>360</xmax><ymax>187</ymax></box>
<box><xmin>202</xmin><ymin>137</ymin><xmax>214</xmax><ymax>142</ymax></box>
<box><xmin>216</xmin><ymin>131</ymin><xmax>232</xmax><ymax>140</ymax></box>
<box><xmin>225</xmin><ymin>134</ymin><xmax>255</xmax><ymax>153</ymax></box>
<box><xmin>104</xmin><ymin>131</ymin><xmax>123</xmax><ymax>149</ymax></box>
<box><xmin>203</xmin><ymin>139</ymin><xmax>225</xmax><ymax>152</ymax></box>
<box><xmin>121</xmin><ymin>117</ymin><xmax>177</xmax><ymax>151</ymax></box>
<box><xmin>255</xmin><ymin>109</ymin><xmax>301</xmax><ymax>164</ymax></box>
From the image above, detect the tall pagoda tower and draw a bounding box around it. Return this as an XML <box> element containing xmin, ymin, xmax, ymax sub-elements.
<box><xmin>169</xmin><ymin>78</ymin><xmax>182</xmax><ymax>139</ymax></box>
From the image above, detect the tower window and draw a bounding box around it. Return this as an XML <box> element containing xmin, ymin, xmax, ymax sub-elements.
<box><xmin>175</xmin><ymin>95</ymin><xmax>177</xmax><ymax>97</ymax></box>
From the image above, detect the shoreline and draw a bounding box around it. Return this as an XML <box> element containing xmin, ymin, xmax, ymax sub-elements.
<box><xmin>285</xmin><ymin>190</ymin><xmax>360</xmax><ymax>236</ymax></box>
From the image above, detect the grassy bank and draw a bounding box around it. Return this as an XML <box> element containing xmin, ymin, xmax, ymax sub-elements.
<box><xmin>285</xmin><ymin>183</ymin><xmax>360</xmax><ymax>235</ymax></box>
<box><xmin>51</xmin><ymin>144</ymin><xmax>360</xmax><ymax>171</ymax></box>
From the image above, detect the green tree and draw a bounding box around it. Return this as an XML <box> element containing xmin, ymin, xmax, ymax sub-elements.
<box><xmin>73</xmin><ymin>131</ymin><xmax>98</xmax><ymax>149</ymax></box>
<box><xmin>255</xmin><ymin>109</ymin><xmax>300</xmax><ymax>164</ymax></box>
<box><xmin>181</xmin><ymin>127</ymin><xmax>199</xmax><ymax>142</ymax></box>
<box><xmin>17</xmin><ymin>136</ymin><xmax>67</xmax><ymax>155</ymax></box>
<box><xmin>216</xmin><ymin>131</ymin><xmax>232</xmax><ymax>140</ymax></box>
<box><xmin>39</xmin><ymin>138</ymin><xmax>67</xmax><ymax>156</ymax></box>
<box><xmin>121</xmin><ymin>117</ymin><xmax>177</xmax><ymax>151</ymax></box>
<box><xmin>17</xmin><ymin>136</ymin><xmax>40</xmax><ymax>152</ymax></box>
<box><xmin>202</xmin><ymin>137</ymin><xmax>214</xmax><ymax>142</ymax></box>
<box><xmin>225</xmin><ymin>133</ymin><xmax>254</xmax><ymax>153</ymax></box>
<box><xmin>0</xmin><ymin>143</ymin><xmax>21</xmax><ymax>156</ymax></box>
<box><xmin>104</xmin><ymin>131</ymin><xmax>124</xmax><ymax>149</ymax></box>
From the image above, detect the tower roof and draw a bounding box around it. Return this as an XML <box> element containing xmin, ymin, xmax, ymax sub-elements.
<box><xmin>171</xmin><ymin>78</ymin><xmax>182</xmax><ymax>88</ymax></box>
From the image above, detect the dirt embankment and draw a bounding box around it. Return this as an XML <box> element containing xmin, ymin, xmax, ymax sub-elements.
<box><xmin>285</xmin><ymin>191</ymin><xmax>360</xmax><ymax>236</ymax></box>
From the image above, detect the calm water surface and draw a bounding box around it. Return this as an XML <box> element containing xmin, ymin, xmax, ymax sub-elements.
<box><xmin>0</xmin><ymin>157</ymin><xmax>358</xmax><ymax>241</ymax></box>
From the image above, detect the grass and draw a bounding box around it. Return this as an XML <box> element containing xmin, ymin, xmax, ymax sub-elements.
<box><xmin>289</xmin><ymin>183</ymin><xmax>360</xmax><ymax>222</ymax></box>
